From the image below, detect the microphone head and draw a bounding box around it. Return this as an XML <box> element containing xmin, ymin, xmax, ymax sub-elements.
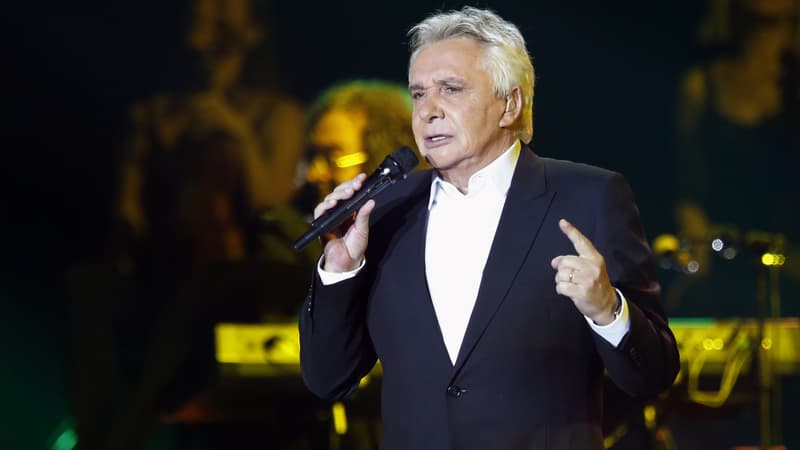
<box><xmin>389</xmin><ymin>146</ymin><xmax>420</xmax><ymax>174</ymax></box>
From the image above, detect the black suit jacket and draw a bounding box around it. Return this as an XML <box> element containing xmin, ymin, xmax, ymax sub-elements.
<box><xmin>300</xmin><ymin>147</ymin><xmax>679</xmax><ymax>450</ymax></box>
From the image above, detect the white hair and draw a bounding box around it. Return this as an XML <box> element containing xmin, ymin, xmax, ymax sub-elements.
<box><xmin>408</xmin><ymin>6</ymin><xmax>535</xmax><ymax>143</ymax></box>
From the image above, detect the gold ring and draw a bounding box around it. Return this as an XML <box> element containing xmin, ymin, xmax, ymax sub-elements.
<box><xmin>569</xmin><ymin>270</ymin><xmax>575</xmax><ymax>283</ymax></box>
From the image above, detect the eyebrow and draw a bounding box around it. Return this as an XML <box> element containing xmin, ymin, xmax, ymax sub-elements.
<box><xmin>409</xmin><ymin>77</ymin><xmax>466</xmax><ymax>91</ymax></box>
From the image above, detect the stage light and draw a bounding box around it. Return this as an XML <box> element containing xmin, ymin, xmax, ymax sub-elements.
<box><xmin>760</xmin><ymin>252</ymin><xmax>785</xmax><ymax>267</ymax></box>
<box><xmin>335</xmin><ymin>151</ymin><xmax>369</xmax><ymax>168</ymax></box>
<box><xmin>332</xmin><ymin>402</ymin><xmax>348</xmax><ymax>435</ymax></box>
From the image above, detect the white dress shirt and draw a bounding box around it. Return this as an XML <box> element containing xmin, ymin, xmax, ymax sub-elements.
<box><xmin>319</xmin><ymin>140</ymin><xmax>630</xmax><ymax>365</ymax></box>
<box><xmin>425</xmin><ymin>141</ymin><xmax>520</xmax><ymax>363</ymax></box>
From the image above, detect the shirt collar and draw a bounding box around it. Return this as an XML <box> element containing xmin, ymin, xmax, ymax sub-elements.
<box><xmin>428</xmin><ymin>139</ymin><xmax>521</xmax><ymax>210</ymax></box>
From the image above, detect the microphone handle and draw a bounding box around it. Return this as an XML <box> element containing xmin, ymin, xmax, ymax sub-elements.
<box><xmin>293</xmin><ymin>173</ymin><xmax>397</xmax><ymax>251</ymax></box>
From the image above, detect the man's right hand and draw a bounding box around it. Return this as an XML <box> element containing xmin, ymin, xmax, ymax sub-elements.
<box><xmin>314</xmin><ymin>173</ymin><xmax>375</xmax><ymax>273</ymax></box>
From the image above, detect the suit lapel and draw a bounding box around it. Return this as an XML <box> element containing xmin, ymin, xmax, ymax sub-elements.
<box><xmin>451</xmin><ymin>148</ymin><xmax>555</xmax><ymax>376</ymax></box>
<box><xmin>376</xmin><ymin>171</ymin><xmax>456</xmax><ymax>368</ymax></box>
<box><xmin>401</xmin><ymin>178</ymin><xmax>445</xmax><ymax>350</ymax></box>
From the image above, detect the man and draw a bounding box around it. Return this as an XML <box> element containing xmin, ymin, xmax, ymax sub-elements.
<box><xmin>295</xmin><ymin>80</ymin><xmax>424</xmax><ymax>215</ymax></box>
<box><xmin>306</xmin><ymin>80</ymin><xmax>420</xmax><ymax>188</ymax></box>
<box><xmin>299</xmin><ymin>7</ymin><xmax>679</xmax><ymax>450</ymax></box>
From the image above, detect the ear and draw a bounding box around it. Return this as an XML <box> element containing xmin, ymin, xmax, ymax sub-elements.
<box><xmin>499</xmin><ymin>87</ymin><xmax>523</xmax><ymax>128</ymax></box>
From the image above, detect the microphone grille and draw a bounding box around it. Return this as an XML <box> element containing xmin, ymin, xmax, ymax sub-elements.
<box><xmin>391</xmin><ymin>146</ymin><xmax>420</xmax><ymax>174</ymax></box>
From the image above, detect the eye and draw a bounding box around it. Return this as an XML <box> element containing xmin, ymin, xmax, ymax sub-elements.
<box><xmin>411</xmin><ymin>91</ymin><xmax>424</xmax><ymax>100</ymax></box>
<box><xmin>442</xmin><ymin>86</ymin><xmax>462</xmax><ymax>94</ymax></box>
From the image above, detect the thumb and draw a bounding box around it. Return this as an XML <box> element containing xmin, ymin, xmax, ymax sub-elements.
<box><xmin>353</xmin><ymin>200</ymin><xmax>375</xmax><ymax>233</ymax></box>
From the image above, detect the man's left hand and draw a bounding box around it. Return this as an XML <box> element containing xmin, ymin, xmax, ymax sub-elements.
<box><xmin>551</xmin><ymin>218</ymin><xmax>618</xmax><ymax>325</ymax></box>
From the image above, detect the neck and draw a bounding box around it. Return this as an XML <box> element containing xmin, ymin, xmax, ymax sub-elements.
<box><xmin>438</xmin><ymin>136</ymin><xmax>517</xmax><ymax>194</ymax></box>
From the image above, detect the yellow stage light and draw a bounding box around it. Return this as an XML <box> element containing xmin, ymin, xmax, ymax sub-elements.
<box><xmin>335</xmin><ymin>151</ymin><xmax>369</xmax><ymax>168</ymax></box>
<box><xmin>332</xmin><ymin>402</ymin><xmax>348</xmax><ymax>435</ymax></box>
<box><xmin>760</xmin><ymin>252</ymin><xmax>785</xmax><ymax>267</ymax></box>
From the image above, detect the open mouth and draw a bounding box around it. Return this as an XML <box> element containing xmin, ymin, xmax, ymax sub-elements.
<box><xmin>424</xmin><ymin>134</ymin><xmax>453</xmax><ymax>148</ymax></box>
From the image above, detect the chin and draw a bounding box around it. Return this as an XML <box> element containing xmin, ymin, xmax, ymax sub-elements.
<box><xmin>425</xmin><ymin>157</ymin><xmax>457</xmax><ymax>173</ymax></box>
<box><xmin>421</xmin><ymin>146</ymin><xmax>446</xmax><ymax>160</ymax></box>
<box><xmin>420</xmin><ymin>152</ymin><xmax>441</xmax><ymax>167</ymax></box>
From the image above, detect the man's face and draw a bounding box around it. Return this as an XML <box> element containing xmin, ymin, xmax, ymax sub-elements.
<box><xmin>307</xmin><ymin>108</ymin><xmax>368</xmax><ymax>192</ymax></box>
<box><xmin>409</xmin><ymin>38</ymin><xmax>509</xmax><ymax>180</ymax></box>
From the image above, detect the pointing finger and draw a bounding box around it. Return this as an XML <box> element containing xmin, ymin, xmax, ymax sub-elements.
<box><xmin>559</xmin><ymin>219</ymin><xmax>599</xmax><ymax>259</ymax></box>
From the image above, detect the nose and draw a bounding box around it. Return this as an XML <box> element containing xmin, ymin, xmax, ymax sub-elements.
<box><xmin>306</xmin><ymin>155</ymin><xmax>332</xmax><ymax>185</ymax></box>
<box><xmin>417</xmin><ymin>94</ymin><xmax>444</xmax><ymax>123</ymax></box>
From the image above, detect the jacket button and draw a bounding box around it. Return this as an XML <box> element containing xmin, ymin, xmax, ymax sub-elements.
<box><xmin>447</xmin><ymin>385</ymin><xmax>463</xmax><ymax>398</ymax></box>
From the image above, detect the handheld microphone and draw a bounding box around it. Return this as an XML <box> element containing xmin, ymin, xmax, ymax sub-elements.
<box><xmin>293</xmin><ymin>146</ymin><xmax>419</xmax><ymax>250</ymax></box>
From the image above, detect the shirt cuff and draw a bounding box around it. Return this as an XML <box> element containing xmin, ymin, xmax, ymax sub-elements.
<box><xmin>317</xmin><ymin>256</ymin><xmax>366</xmax><ymax>285</ymax></box>
<box><xmin>585</xmin><ymin>288</ymin><xmax>630</xmax><ymax>347</ymax></box>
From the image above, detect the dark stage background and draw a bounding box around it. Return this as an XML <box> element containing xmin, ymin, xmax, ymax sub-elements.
<box><xmin>4</xmin><ymin>1</ymin><xmax>798</xmax><ymax>449</ymax></box>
